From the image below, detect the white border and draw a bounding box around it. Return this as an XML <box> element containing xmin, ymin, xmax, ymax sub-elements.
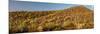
<box><xmin>16</xmin><ymin>29</ymin><xmax>95</xmax><ymax>34</ymax></box>
<box><xmin>17</xmin><ymin>0</ymin><xmax>94</xmax><ymax>5</ymax></box>
<box><xmin>0</xmin><ymin>0</ymin><xmax>98</xmax><ymax>34</ymax></box>
<box><xmin>0</xmin><ymin>0</ymin><xmax>8</xmax><ymax>34</ymax></box>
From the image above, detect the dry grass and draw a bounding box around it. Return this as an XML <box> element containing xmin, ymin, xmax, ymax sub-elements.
<box><xmin>9</xmin><ymin>6</ymin><xmax>94</xmax><ymax>33</ymax></box>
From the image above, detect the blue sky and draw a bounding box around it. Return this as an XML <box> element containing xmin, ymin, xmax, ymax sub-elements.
<box><xmin>9</xmin><ymin>0</ymin><xmax>94</xmax><ymax>11</ymax></box>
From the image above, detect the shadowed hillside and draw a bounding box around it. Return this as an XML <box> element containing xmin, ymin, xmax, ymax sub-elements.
<box><xmin>9</xmin><ymin>5</ymin><xmax>94</xmax><ymax>33</ymax></box>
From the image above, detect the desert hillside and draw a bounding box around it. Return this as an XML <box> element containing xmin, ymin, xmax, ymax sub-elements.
<box><xmin>9</xmin><ymin>6</ymin><xmax>94</xmax><ymax>33</ymax></box>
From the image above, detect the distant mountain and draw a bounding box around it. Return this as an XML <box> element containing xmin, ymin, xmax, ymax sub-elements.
<box><xmin>33</xmin><ymin>5</ymin><xmax>93</xmax><ymax>23</ymax></box>
<box><xmin>64</xmin><ymin>5</ymin><xmax>93</xmax><ymax>13</ymax></box>
<box><xmin>32</xmin><ymin>5</ymin><xmax>93</xmax><ymax>31</ymax></box>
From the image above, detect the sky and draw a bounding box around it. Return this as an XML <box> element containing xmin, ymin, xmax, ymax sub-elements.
<box><xmin>9</xmin><ymin>0</ymin><xmax>94</xmax><ymax>11</ymax></box>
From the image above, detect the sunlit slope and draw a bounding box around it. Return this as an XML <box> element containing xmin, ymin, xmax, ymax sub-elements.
<box><xmin>33</xmin><ymin>5</ymin><xmax>93</xmax><ymax>31</ymax></box>
<box><xmin>9</xmin><ymin>6</ymin><xmax>93</xmax><ymax>33</ymax></box>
